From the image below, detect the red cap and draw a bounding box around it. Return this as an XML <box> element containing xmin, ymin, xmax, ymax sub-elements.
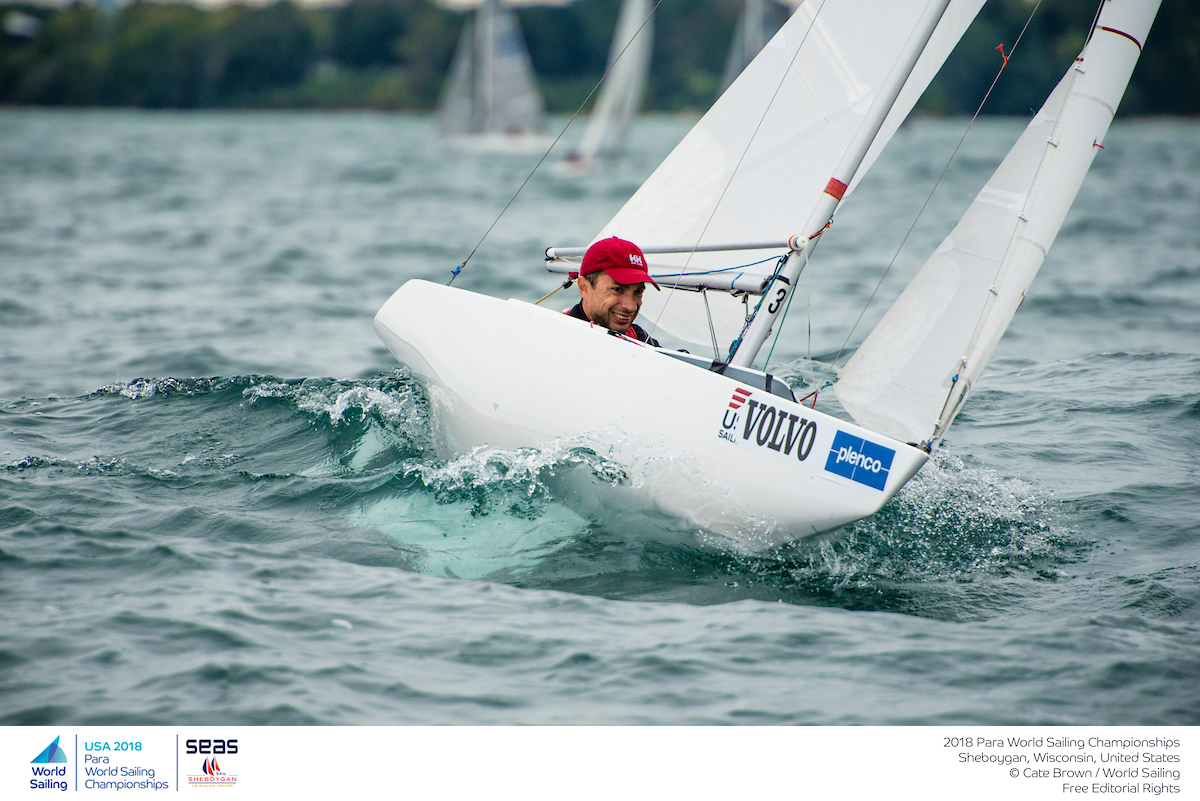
<box><xmin>579</xmin><ymin>237</ymin><xmax>659</xmax><ymax>289</ymax></box>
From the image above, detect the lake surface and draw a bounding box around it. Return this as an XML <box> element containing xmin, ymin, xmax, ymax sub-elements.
<box><xmin>1</xmin><ymin>109</ymin><xmax>1197</xmax><ymax>724</ymax></box>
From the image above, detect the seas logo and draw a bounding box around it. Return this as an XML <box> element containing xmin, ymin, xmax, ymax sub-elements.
<box><xmin>720</xmin><ymin>390</ymin><xmax>817</xmax><ymax>460</ymax></box>
<box><xmin>185</xmin><ymin>739</ymin><xmax>238</xmax><ymax>788</ymax></box>
<box><xmin>824</xmin><ymin>430</ymin><xmax>895</xmax><ymax>491</ymax></box>
<box><xmin>30</xmin><ymin>736</ymin><xmax>69</xmax><ymax>791</ymax></box>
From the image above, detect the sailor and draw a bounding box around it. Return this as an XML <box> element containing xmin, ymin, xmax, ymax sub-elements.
<box><xmin>565</xmin><ymin>236</ymin><xmax>661</xmax><ymax>346</ymax></box>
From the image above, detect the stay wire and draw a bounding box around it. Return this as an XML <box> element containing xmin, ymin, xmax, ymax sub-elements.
<box><xmin>816</xmin><ymin>0</ymin><xmax>1043</xmax><ymax>388</ymax></box>
<box><xmin>448</xmin><ymin>1</ymin><xmax>663</xmax><ymax>286</ymax></box>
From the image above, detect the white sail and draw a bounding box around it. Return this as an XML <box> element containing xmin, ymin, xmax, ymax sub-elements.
<box><xmin>835</xmin><ymin>0</ymin><xmax>1162</xmax><ymax>447</ymax></box>
<box><xmin>568</xmin><ymin>0</ymin><xmax>654</xmax><ymax>172</ymax></box>
<box><xmin>573</xmin><ymin>0</ymin><xmax>985</xmax><ymax>354</ymax></box>
<box><xmin>437</xmin><ymin>0</ymin><xmax>547</xmax><ymax>141</ymax></box>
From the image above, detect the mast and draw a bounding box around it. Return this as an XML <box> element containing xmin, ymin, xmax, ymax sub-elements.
<box><xmin>730</xmin><ymin>0</ymin><xmax>953</xmax><ymax>367</ymax></box>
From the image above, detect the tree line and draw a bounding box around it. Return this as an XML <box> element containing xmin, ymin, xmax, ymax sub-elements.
<box><xmin>1</xmin><ymin>0</ymin><xmax>1196</xmax><ymax>115</ymax></box>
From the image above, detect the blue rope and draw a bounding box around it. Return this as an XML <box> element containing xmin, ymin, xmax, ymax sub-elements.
<box><xmin>650</xmin><ymin>254</ymin><xmax>783</xmax><ymax>281</ymax></box>
<box><xmin>725</xmin><ymin>254</ymin><xmax>789</xmax><ymax>362</ymax></box>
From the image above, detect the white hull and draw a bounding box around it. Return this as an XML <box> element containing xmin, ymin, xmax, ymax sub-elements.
<box><xmin>375</xmin><ymin>280</ymin><xmax>928</xmax><ymax>547</ymax></box>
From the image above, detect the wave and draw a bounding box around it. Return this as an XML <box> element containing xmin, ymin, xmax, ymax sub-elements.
<box><xmin>2</xmin><ymin>371</ymin><xmax>1102</xmax><ymax>619</ymax></box>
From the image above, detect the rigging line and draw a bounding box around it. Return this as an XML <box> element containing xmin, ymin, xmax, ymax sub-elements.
<box><xmin>702</xmin><ymin>289</ymin><xmax>721</xmax><ymax>360</ymax></box>
<box><xmin>817</xmin><ymin>0</ymin><xmax>1044</xmax><ymax>385</ymax></box>
<box><xmin>1081</xmin><ymin>0</ymin><xmax>1109</xmax><ymax>51</ymax></box>
<box><xmin>806</xmin><ymin>254</ymin><xmax>816</xmax><ymax>390</ymax></box>
<box><xmin>448</xmin><ymin>1</ymin><xmax>663</xmax><ymax>286</ymax></box>
<box><xmin>534</xmin><ymin>279</ymin><xmax>574</xmax><ymax>306</ymax></box>
<box><xmin>644</xmin><ymin>0</ymin><xmax>830</xmax><ymax>339</ymax></box>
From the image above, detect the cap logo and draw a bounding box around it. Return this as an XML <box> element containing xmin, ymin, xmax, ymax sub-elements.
<box><xmin>629</xmin><ymin>254</ymin><xmax>644</xmax><ymax>267</ymax></box>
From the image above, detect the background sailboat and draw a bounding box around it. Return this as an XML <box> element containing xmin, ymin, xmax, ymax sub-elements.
<box><xmin>436</xmin><ymin>0</ymin><xmax>552</xmax><ymax>153</ymax></box>
<box><xmin>559</xmin><ymin>0</ymin><xmax>654</xmax><ymax>175</ymax></box>
<box><xmin>718</xmin><ymin>0</ymin><xmax>790</xmax><ymax>92</ymax></box>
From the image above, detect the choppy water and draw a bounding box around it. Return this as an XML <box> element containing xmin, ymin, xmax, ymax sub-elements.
<box><xmin>1</xmin><ymin>110</ymin><xmax>1197</xmax><ymax>725</ymax></box>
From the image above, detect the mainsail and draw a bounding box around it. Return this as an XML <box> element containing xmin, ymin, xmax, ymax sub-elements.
<box><xmin>437</xmin><ymin>0</ymin><xmax>547</xmax><ymax>139</ymax></box>
<box><xmin>568</xmin><ymin>0</ymin><xmax>654</xmax><ymax>171</ymax></box>
<box><xmin>835</xmin><ymin>0</ymin><xmax>1162</xmax><ymax>447</ymax></box>
<box><xmin>552</xmin><ymin>0</ymin><xmax>987</xmax><ymax>354</ymax></box>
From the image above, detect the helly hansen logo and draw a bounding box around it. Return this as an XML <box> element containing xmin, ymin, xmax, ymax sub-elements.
<box><xmin>630</xmin><ymin>254</ymin><xmax>644</xmax><ymax>267</ymax></box>
<box><xmin>824</xmin><ymin>430</ymin><xmax>895</xmax><ymax>491</ymax></box>
<box><xmin>726</xmin><ymin>397</ymin><xmax>817</xmax><ymax>460</ymax></box>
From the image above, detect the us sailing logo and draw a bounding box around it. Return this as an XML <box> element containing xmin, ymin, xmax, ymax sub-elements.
<box><xmin>30</xmin><ymin>736</ymin><xmax>69</xmax><ymax>791</ymax></box>
<box><xmin>720</xmin><ymin>389</ymin><xmax>817</xmax><ymax>460</ymax></box>
<box><xmin>824</xmin><ymin>430</ymin><xmax>895</xmax><ymax>490</ymax></box>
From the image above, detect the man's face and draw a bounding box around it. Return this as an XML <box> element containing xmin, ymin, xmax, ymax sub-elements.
<box><xmin>579</xmin><ymin>270</ymin><xmax>645</xmax><ymax>335</ymax></box>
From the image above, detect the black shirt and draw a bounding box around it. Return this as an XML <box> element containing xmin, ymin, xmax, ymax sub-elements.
<box><xmin>565</xmin><ymin>303</ymin><xmax>660</xmax><ymax>348</ymax></box>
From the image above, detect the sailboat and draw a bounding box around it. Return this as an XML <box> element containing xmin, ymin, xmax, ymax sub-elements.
<box><xmin>379</xmin><ymin>0</ymin><xmax>1161</xmax><ymax>546</ymax></box>
<box><xmin>436</xmin><ymin>0</ymin><xmax>552</xmax><ymax>153</ymax></box>
<box><xmin>559</xmin><ymin>0</ymin><xmax>655</xmax><ymax>175</ymax></box>
<box><xmin>718</xmin><ymin>0</ymin><xmax>789</xmax><ymax>92</ymax></box>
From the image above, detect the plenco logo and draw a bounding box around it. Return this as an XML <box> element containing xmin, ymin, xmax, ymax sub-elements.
<box><xmin>824</xmin><ymin>430</ymin><xmax>895</xmax><ymax>491</ymax></box>
<box><xmin>719</xmin><ymin>391</ymin><xmax>817</xmax><ymax>460</ymax></box>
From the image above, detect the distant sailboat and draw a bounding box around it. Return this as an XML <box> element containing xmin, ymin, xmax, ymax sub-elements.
<box><xmin>719</xmin><ymin>0</ymin><xmax>789</xmax><ymax>92</ymax></box>
<box><xmin>437</xmin><ymin>0</ymin><xmax>551</xmax><ymax>153</ymax></box>
<box><xmin>560</xmin><ymin>0</ymin><xmax>654</xmax><ymax>175</ymax></box>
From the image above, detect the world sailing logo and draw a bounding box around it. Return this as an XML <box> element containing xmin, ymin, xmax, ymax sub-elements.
<box><xmin>824</xmin><ymin>430</ymin><xmax>895</xmax><ymax>491</ymax></box>
<box><xmin>31</xmin><ymin>736</ymin><xmax>69</xmax><ymax>764</ymax></box>
<box><xmin>30</xmin><ymin>736</ymin><xmax>69</xmax><ymax>791</ymax></box>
